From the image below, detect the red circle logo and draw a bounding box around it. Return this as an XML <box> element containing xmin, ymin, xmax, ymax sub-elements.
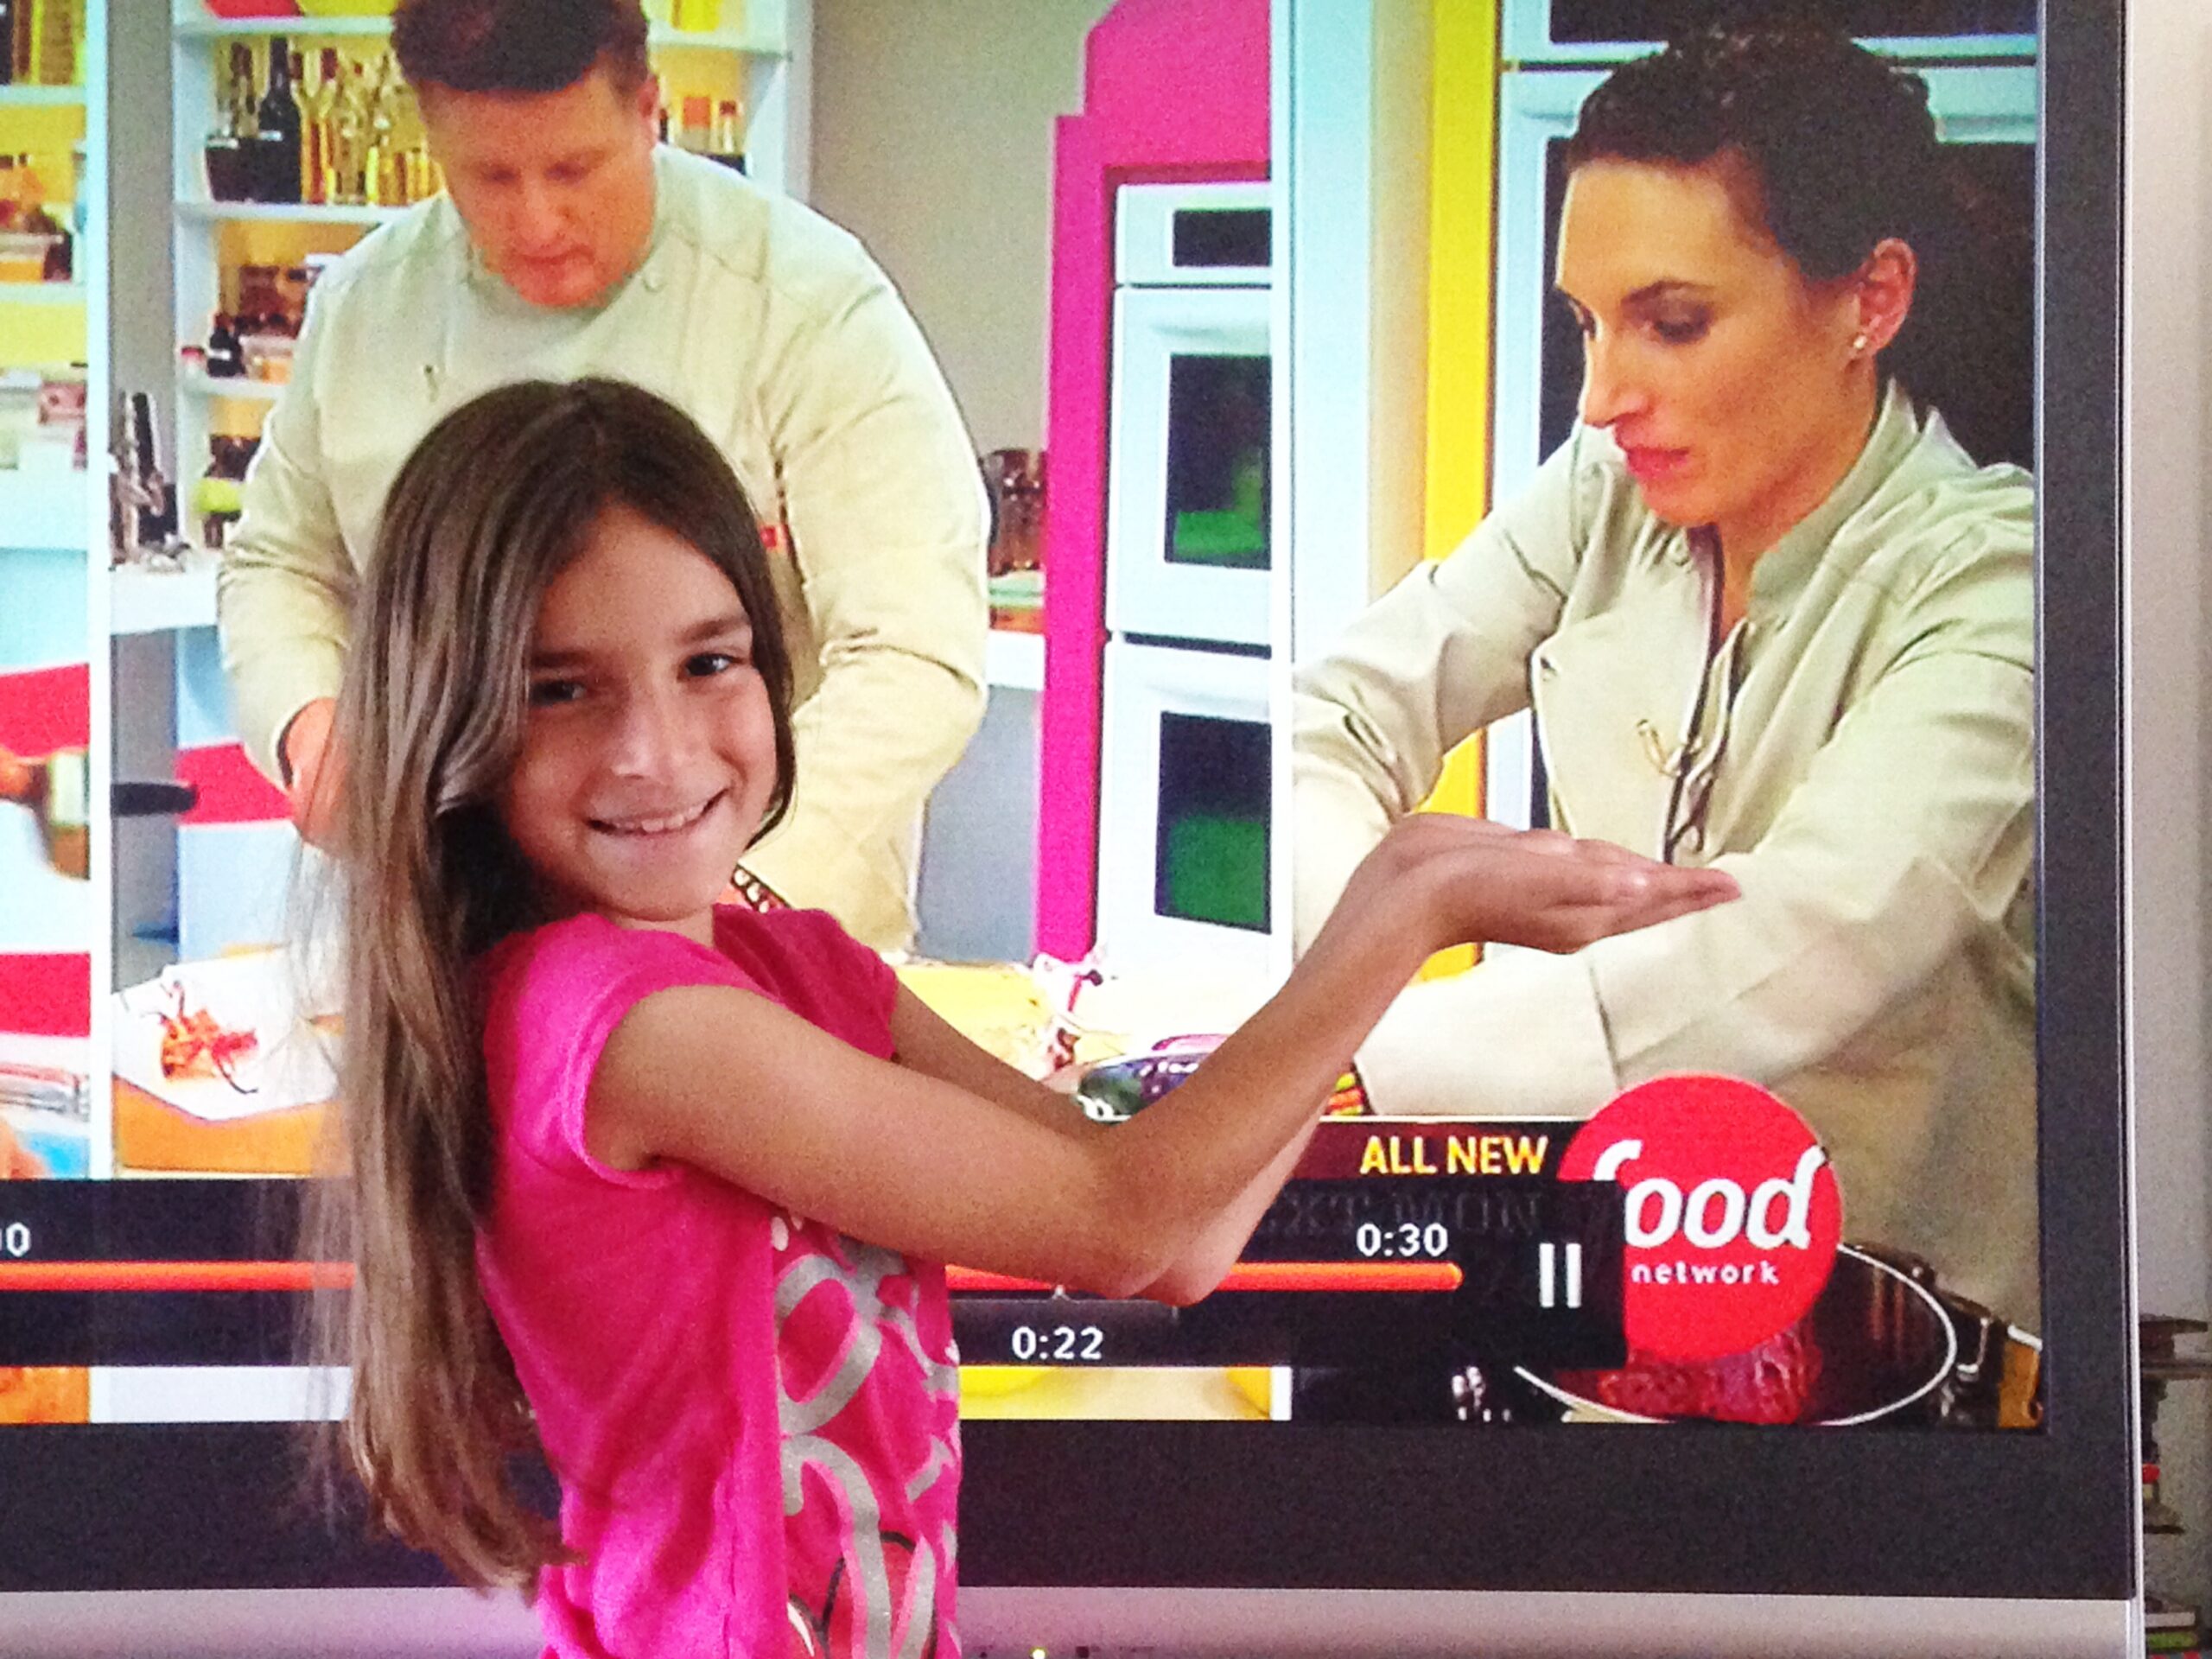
<box><xmin>1559</xmin><ymin>1076</ymin><xmax>1843</xmax><ymax>1362</ymax></box>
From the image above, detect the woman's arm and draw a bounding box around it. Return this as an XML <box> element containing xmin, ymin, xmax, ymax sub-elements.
<box><xmin>1351</xmin><ymin>540</ymin><xmax>2034</xmax><ymax>1116</ymax></box>
<box><xmin>1292</xmin><ymin>435</ymin><xmax>1594</xmax><ymax>955</ymax></box>
<box><xmin>587</xmin><ymin>819</ymin><xmax>1737</xmax><ymax>1299</ymax></box>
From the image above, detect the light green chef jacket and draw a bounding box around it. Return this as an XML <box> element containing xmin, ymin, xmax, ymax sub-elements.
<box><xmin>218</xmin><ymin>147</ymin><xmax>988</xmax><ymax>952</ymax></box>
<box><xmin>1293</xmin><ymin>384</ymin><xmax>2038</xmax><ymax>1330</ymax></box>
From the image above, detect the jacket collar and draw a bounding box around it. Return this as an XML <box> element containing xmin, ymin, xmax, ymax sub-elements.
<box><xmin>1740</xmin><ymin>378</ymin><xmax>1926</xmax><ymax>617</ymax></box>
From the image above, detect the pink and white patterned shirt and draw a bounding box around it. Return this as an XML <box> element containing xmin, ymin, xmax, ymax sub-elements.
<box><xmin>477</xmin><ymin>906</ymin><xmax>963</xmax><ymax>1658</ymax></box>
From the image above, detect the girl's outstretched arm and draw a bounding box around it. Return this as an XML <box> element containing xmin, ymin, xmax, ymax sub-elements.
<box><xmin>881</xmin><ymin>988</ymin><xmax>1307</xmax><ymax>1304</ymax></box>
<box><xmin>585</xmin><ymin>818</ymin><xmax>1737</xmax><ymax>1298</ymax></box>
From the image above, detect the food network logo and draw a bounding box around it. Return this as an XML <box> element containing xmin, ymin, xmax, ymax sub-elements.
<box><xmin>1561</xmin><ymin>1077</ymin><xmax>1842</xmax><ymax>1361</ymax></box>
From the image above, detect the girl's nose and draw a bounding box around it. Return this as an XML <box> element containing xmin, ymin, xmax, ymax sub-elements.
<box><xmin>607</xmin><ymin>686</ymin><xmax>694</xmax><ymax>776</ymax></box>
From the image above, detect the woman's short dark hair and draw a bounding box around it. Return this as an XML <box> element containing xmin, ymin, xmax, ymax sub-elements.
<box><xmin>393</xmin><ymin>0</ymin><xmax>652</xmax><ymax>97</ymax></box>
<box><xmin>1566</xmin><ymin>15</ymin><xmax>2032</xmax><ymax>467</ymax></box>
<box><xmin>1565</xmin><ymin>18</ymin><xmax>1944</xmax><ymax>283</ymax></box>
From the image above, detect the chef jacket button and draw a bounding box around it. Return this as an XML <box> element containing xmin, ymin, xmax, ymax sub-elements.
<box><xmin>644</xmin><ymin>270</ymin><xmax>666</xmax><ymax>293</ymax></box>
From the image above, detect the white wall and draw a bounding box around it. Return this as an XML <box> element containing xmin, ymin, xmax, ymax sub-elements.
<box><xmin>807</xmin><ymin>0</ymin><xmax>1114</xmax><ymax>454</ymax></box>
<box><xmin>2127</xmin><ymin>0</ymin><xmax>2212</xmax><ymax>1615</ymax></box>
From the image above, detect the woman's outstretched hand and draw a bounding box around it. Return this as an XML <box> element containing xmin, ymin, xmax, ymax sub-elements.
<box><xmin>1325</xmin><ymin>815</ymin><xmax>1741</xmax><ymax>961</ymax></box>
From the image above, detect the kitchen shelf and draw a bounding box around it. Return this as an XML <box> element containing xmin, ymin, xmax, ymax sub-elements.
<box><xmin>181</xmin><ymin>371</ymin><xmax>283</xmax><ymax>402</ymax></box>
<box><xmin>155</xmin><ymin>0</ymin><xmax>810</xmax><ymax>652</ymax></box>
<box><xmin>985</xmin><ymin>628</ymin><xmax>1044</xmax><ymax>692</ymax></box>
<box><xmin>0</xmin><ymin>468</ymin><xmax>90</xmax><ymax>552</ymax></box>
<box><xmin>0</xmin><ymin>283</ymin><xmax>86</xmax><ymax>306</ymax></box>
<box><xmin>111</xmin><ymin>551</ymin><xmax>220</xmax><ymax>634</ymax></box>
<box><xmin>175</xmin><ymin>199</ymin><xmax>406</xmax><ymax>226</ymax></box>
<box><xmin>0</xmin><ymin>86</ymin><xmax>86</xmax><ymax>106</ymax></box>
<box><xmin>173</xmin><ymin>16</ymin><xmax>397</xmax><ymax>40</ymax></box>
<box><xmin>172</xmin><ymin>15</ymin><xmax>787</xmax><ymax>55</ymax></box>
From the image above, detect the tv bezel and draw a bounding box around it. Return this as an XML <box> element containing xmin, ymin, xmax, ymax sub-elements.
<box><xmin>0</xmin><ymin>0</ymin><xmax>2133</xmax><ymax>1631</ymax></box>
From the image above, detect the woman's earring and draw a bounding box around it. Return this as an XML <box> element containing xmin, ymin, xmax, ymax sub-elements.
<box><xmin>1851</xmin><ymin>331</ymin><xmax>1872</xmax><ymax>358</ymax></box>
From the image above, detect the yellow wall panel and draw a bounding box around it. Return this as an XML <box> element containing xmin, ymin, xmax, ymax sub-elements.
<box><xmin>1415</xmin><ymin>0</ymin><xmax>1498</xmax><ymax>976</ymax></box>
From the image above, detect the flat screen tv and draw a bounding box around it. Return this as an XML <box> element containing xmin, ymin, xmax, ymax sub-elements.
<box><xmin>0</xmin><ymin>1</ymin><xmax>2135</xmax><ymax>1654</ymax></box>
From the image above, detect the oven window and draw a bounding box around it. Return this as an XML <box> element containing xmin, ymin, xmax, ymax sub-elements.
<box><xmin>1164</xmin><ymin>354</ymin><xmax>1272</xmax><ymax>570</ymax></box>
<box><xmin>1172</xmin><ymin>207</ymin><xmax>1271</xmax><ymax>269</ymax></box>
<box><xmin>1154</xmin><ymin>710</ymin><xmax>1270</xmax><ymax>931</ymax></box>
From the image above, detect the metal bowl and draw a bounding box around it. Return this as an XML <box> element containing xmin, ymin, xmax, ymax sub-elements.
<box><xmin>1522</xmin><ymin>1243</ymin><xmax>1962</xmax><ymax>1426</ymax></box>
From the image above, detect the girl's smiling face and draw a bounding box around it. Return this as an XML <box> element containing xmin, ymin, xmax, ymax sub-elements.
<box><xmin>1554</xmin><ymin>155</ymin><xmax>1884</xmax><ymax>560</ymax></box>
<box><xmin>498</xmin><ymin>504</ymin><xmax>777</xmax><ymax>944</ymax></box>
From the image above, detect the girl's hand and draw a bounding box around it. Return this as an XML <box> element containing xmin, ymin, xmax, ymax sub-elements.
<box><xmin>1329</xmin><ymin>815</ymin><xmax>1741</xmax><ymax>960</ymax></box>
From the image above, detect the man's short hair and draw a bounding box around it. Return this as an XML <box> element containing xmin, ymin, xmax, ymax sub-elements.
<box><xmin>392</xmin><ymin>0</ymin><xmax>652</xmax><ymax>98</ymax></box>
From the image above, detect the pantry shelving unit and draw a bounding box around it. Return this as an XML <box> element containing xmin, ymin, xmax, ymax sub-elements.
<box><xmin>0</xmin><ymin>4</ymin><xmax>100</xmax><ymax>555</ymax></box>
<box><xmin>144</xmin><ymin>0</ymin><xmax>811</xmax><ymax>633</ymax></box>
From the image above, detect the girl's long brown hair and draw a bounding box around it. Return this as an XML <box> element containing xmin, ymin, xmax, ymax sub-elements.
<box><xmin>302</xmin><ymin>378</ymin><xmax>795</xmax><ymax>1588</ymax></box>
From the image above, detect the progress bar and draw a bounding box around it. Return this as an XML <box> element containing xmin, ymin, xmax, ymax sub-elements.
<box><xmin>0</xmin><ymin>1260</ymin><xmax>1464</xmax><ymax>1296</ymax></box>
<box><xmin>0</xmin><ymin>1262</ymin><xmax>354</xmax><ymax>1293</ymax></box>
<box><xmin>949</xmin><ymin>1261</ymin><xmax>1463</xmax><ymax>1294</ymax></box>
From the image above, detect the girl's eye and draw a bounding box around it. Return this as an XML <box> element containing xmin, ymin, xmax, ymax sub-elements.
<box><xmin>1651</xmin><ymin>311</ymin><xmax>1711</xmax><ymax>346</ymax></box>
<box><xmin>684</xmin><ymin>650</ymin><xmax>747</xmax><ymax>679</ymax></box>
<box><xmin>527</xmin><ymin>678</ymin><xmax>587</xmax><ymax>708</ymax></box>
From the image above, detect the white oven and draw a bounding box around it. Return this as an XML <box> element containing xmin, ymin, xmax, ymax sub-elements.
<box><xmin>1105</xmin><ymin>182</ymin><xmax>1274</xmax><ymax>648</ymax></box>
<box><xmin>1096</xmin><ymin>638</ymin><xmax>1274</xmax><ymax>982</ymax></box>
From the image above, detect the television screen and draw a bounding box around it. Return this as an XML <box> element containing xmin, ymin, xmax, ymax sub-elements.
<box><xmin>0</xmin><ymin>0</ymin><xmax>2135</xmax><ymax>1654</ymax></box>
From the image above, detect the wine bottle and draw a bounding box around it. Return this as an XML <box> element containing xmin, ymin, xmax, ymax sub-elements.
<box><xmin>254</xmin><ymin>35</ymin><xmax>302</xmax><ymax>205</ymax></box>
<box><xmin>226</xmin><ymin>41</ymin><xmax>258</xmax><ymax>143</ymax></box>
<box><xmin>363</xmin><ymin>53</ymin><xmax>398</xmax><ymax>207</ymax></box>
<box><xmin>309</xmin><ymin>48</ymin><xmax>343</xmax><ymax>205</ymax></box>
<box><xmin>331</xmin><ymin>54</ymin><xmax>368</xmax><ymax>206</ymax></box>
<box><xmin>295</xmin><ymin>48</ymin><xmax>325</xmax><ymax>205</ymax></box>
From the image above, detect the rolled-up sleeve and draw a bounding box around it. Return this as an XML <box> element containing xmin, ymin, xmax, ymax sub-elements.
<box><xmin>1292</xmin><ymin>441</ymin><xmax>1583</xmax><ymax>953</ymax></box>
<box><xmin>215</xmin><ymin>287</ymin><xmax>355</xmax><ymax>785</ymax></box>
<box><xmin>740</xmin><ymin>256</ymin><xmax>989</xmax><ymax>951</ymax></box>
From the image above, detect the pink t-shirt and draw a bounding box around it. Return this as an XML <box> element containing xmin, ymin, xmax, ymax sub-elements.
<box><xmin>475</xmin><ymin>906</ymin><xmax>963</xmax><ymax>1659</ymax></box>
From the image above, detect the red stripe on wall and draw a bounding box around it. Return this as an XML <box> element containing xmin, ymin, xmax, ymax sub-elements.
<box><xmin>0</xmin><ymin>664</ymin><xmax>90</xmax><ymax>757</ymax></box>
<box><xmin>177</xmin><ymin>742</ymin><xmax>290</xmax><ymax>826</ymax></box>
<box><xmin>0</xmin><ymin>953</ymin><xmax>91</xmax><ymax>1038</ymax></box>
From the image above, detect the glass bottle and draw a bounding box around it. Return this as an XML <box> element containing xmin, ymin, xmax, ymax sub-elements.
<box><xmin>207</xmin><ymin>314</ymin><xmax>243</xmax><ymax>379</ymax></box>
<box><xmin>202</xmin><ymin>41</ymin><xmax>257</xmax><ymax>202</ymax></box>
<box><xmin>330</xmin><ymin>53</ymin><xmax>370</xmax><ymax>206</ymax></box>
<box><xmin>677</xmin><ymin>93</ymin><xmax>711</xmax><ymax>153</ymax></box>
<box><xmin>306</xmin><ymin>48</ymin><xmax>342</xmax><ymax>206</ymax></box>
<box><xmin>295</xmin><ymin>49</ymin><xmax>325</xmax><ymax>205</ymax></box>
<box><xmin>253</xmin><ymin>35</ymin><xmax>302</xmax><ymax>204</ymax></box>
<box><xmin>363</xmin><ymin>53</ymin><xmax>397</xmax><ymax>207</ymax></box>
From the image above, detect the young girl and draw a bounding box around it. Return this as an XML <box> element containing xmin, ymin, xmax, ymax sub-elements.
<box><xmin>315</xmin><ymin>377</ymin><xmax>1735</xmax><ymax>1657</ymax></box>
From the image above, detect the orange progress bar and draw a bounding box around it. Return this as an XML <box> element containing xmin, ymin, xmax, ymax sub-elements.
<box><xmin>0</xmin><ymin>1262</ymin><xmax>355</xmax><ymax>1293</ymax></box>
<box><xmin>2</xmin><ymin>1261</ymin><xmax>1463</xmax><ymax>1295</ymax></box>
<box><xmin>949</xmin><ymin>1262</ymin><xmax>1462</xmax><ymax>1294</ymax></box>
